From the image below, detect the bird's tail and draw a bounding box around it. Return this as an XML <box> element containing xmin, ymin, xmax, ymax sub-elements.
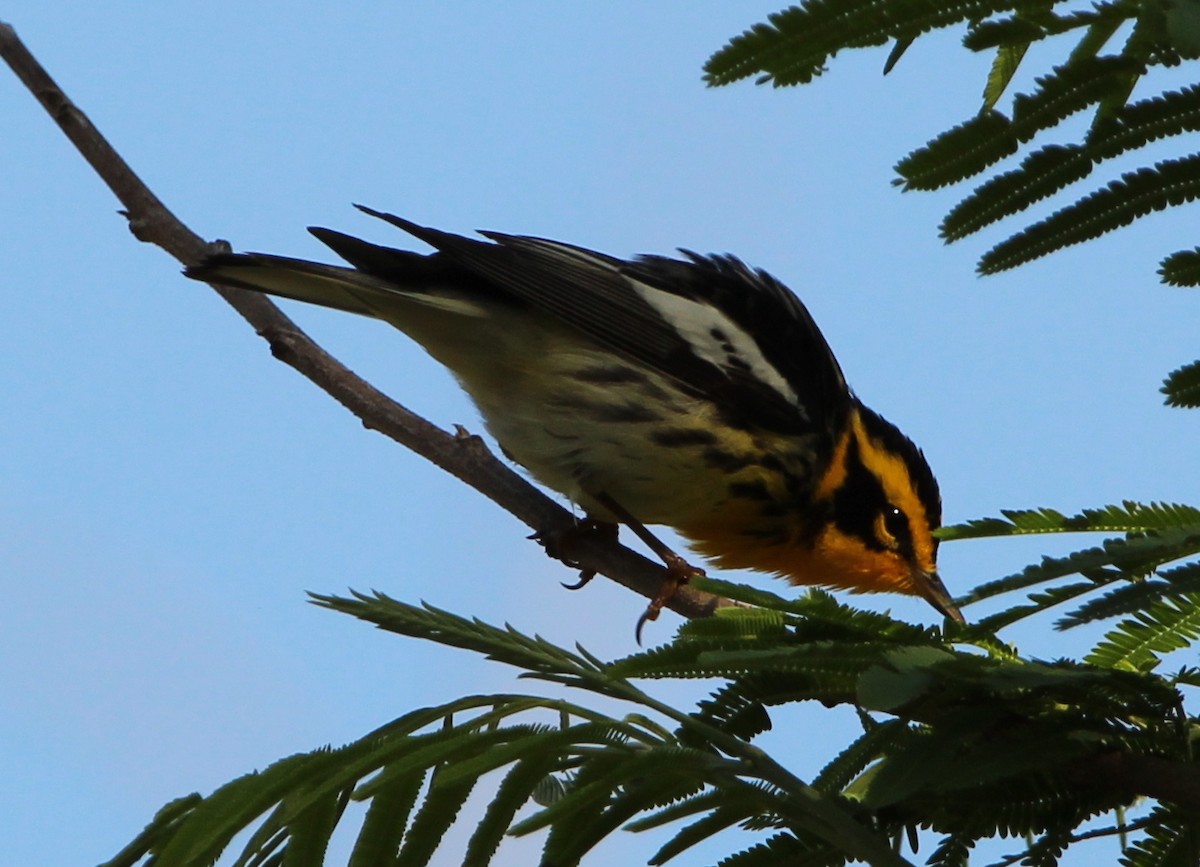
<box><xmin>185</xmin><ymin>227</ymin><xmax>488</xmax><ymax>322</ymax></box>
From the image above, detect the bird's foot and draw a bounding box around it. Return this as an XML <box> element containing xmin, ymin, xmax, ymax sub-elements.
<box><xmin>530</xmin><ymin>518</ymin><xmax>619</xmax><ymax>588</ymax></box>
<box><xmin>635</xmin><ymin>554</ymin><xmax>706</xmax><ymax>645</ymax></box>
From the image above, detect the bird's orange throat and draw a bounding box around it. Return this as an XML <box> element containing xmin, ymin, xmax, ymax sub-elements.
<box><xmin>691</xmin><ymin>521</ymin><xmax>912</xmax><ymax>595</ymax></box>
<box><xmin>682</xmin><ymin>515</ymin><xmax>916</xmax><ymax>597</ymax></box>
<box><xmin>796</xmin><ymin>523</ymin><xmax>919</xmax><ymax>595</ymax></box>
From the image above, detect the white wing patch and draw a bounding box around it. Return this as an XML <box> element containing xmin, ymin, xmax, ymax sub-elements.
<box><xmin>629</xmin><ymin>278</ymin><xmax>801</xmax><ymax>409</ymax></box>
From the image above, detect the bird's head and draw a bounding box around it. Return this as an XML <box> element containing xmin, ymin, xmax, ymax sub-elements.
<box><xmin>797</xmin><ymin>405</ymin><xmax>961</xmax><ymax>622</ymax></box>
<box><xmin>686</xmin><ymin>403</ymin><xmax>961</xmax><ymax>622</ymax></box>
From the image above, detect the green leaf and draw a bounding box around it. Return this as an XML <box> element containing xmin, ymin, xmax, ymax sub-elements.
<box><xmin>534</xmin><ymin>748</ymin><xmax>716</xmax><ymax>865</ymax></box>
<box><xmin>1118</xmin><ymin>806</ymin><xmax>1200</xmax><ymax>867</ymax></box>
<box><xmin>704</xmin><ymin>0</ymin><xmax>1022</xmax><ymax>88</ymax></box>
<box><xmin>941</xmin><ymin>502</ymin><xmax>1200</xmax><ymax>540</ymax></box>
<box><xmin>1086</xmin><ymin>592</ymin><xmax>1200</xmax><ymax>671</ymax></box>
<box><xmin>896</xmin><ymin>110</ymin><xmax>1016</xmax><ymax>191</ymax></box>
<box><xmin>687</xmin><ymin>679</ymin><xmax>773</xmax><ymax>743</ymax></box>
<box><xmin>926</xmin><ymin>831</ymin><xmax>974</xmax><ymax>867</ymax></box>
<box><xmin>149</xmin><ymin>751</ymin><xmax>348</xmax><ymax>867</ymax></box>
<box><xmin>532</xmin><ymin>772</ymin><xmax>570</xmax><ymax>807</ymax></box>
<box><xmin>394</xmin><ymin>771</ymin><xmax>477</xmax><ymax>867</ymax></box>
<box><xmin>347</xmin><ymin>773</ymin><xmax>424</xmax><ymax>867</ymax></box>
<box><xmin>983</xmin><ymin>41</ymin><xmax>1030</xmax><ymax>110</ymax></box>
<box><xmin>811</xmin><ymin>719</ymin><xmax>909</xmax><ymax>795</ymax></box>
<box><xmin>941</xmin><ymin>143</ymin><xmax>1092</xmax><ymax>241</ymax></box>
<box><xmin>944</xmin><ymin>80</ymin><xmax>1200</xmax><ymax>242</ymax></box>
<box><xmin>98</xmin><ymin>795</ymin><xmax>203</xmax><ymax>867</ymax></box>
<box><xmin>854</xmin><ymin>713</ymin><xmax>1087</xmax><ymax>809</ymax></box>
<box><xmin>882</xmin><ymin>34</ymin><xmax>916</xmax><ymax>75</ymax></box>
<box><xmin>625</xmin><ymin>789</ymin><xmax>729</xmax><ymax>833</ymax></box>
<box><xmin>647</xmin><ymin>806</ymin><xmax>752</xmax><ymax>865</ymax></box>
<box><xmin>433</xmin><ymin>721</ymin><xmax>633</xmax><ymax>788</ymax></box>
<box><xmin>1162</xmin><ymin>359</ymin><xmax>1200</xmax><ymax>407</ymax></box>
<box><xmin>461</xmin><ymin>758</ymin><xmax>554</xmax><ymax>866</ymax></box>
<box><xmin>1160</xmin><ymin>247</ymin><xmax>1200</xmax><ymax>287</ymax></box>
<box><xmin>310</xmin><ymin>592</ymin><xmax>602</xmax><ymax>682</ymax></box>
<box><xmin>1068</xmin><ymin>7</ymin><xmax>1129</xmax><ymax>62</ymax></box>
<box><xmin>979</xmin><ymin>153</ymin><xmax>1200</xmax><ymax>274</ymax></box>
<box><xmin>675</xmin><ymin>605</ymin><xmax>789</xmax><ymax>640</ymax></box>
<box><xmin>856</xmin><ymin>647</ymin><xmax>957</xmax><ymax>711</ymax></box>
<box><xmin>956</xmin><ymin>525</ymin><xmax>1200</xmax><ymax>614</ymax></box>
<box><xmin>281</xmin><ymin>788</ymin><xmax>347</xmax><ymax>867</ymax></box>
<box><xmin>714</xmin><ymin>833</ymin><xmax>834</xmax><ymax>867</ymax></box>
<box><xmin>1057</xmin><ymin>561</ymin><xmax>1200</xmax><ymax>628</ymax></box>
<box><xmin>966</xmin><ymin>16</ymin><xmax>1051</xmax><ymax>52</ymax></box>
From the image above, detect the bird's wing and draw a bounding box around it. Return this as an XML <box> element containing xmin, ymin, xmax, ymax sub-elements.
<box><xmin>355</xmin><ymin>207</ymin><xmax>851</xmax><ymax>438</ymax></box>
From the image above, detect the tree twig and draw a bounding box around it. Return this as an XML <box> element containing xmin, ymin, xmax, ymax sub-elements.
<box><xmin>981</xmin><ymin>816</ymin><xmax>1156</xmax><ymax>867</ymax></box>
<box><xmin>0</xmin><ymin>20</ymin><xmax>726</xmax><ymax>627</ymax></box>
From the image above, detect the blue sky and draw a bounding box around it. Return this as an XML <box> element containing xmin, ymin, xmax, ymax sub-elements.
<box><xmin>3</xmin><ymin>4</ymin><xmax>1199</xmax><ymax>865</ymax></box>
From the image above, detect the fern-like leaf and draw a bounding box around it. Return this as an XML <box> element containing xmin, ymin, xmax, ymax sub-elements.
<box><xmin>346</xmin><ymin>773</ymin><xmax>424</xmax><ymax>867</ymax></box>
<box><xmin>704</xmin><ymin>0</ymin><xmax>1024</xmax><ymax>88</ymax></box>
<box><xmin>944</xmin><ymin>82</ymin><xmax>1200</xmax><ymax>239</ymax></box>
<box><xmin>715</xmin><ymin>832</ymin><xmax>841</xmax><ymax>867</ymax></box>
<box><xmin>461</xmin><ymin>758</ymin><xmax>553</xmax><ymax>866</ymax></box>
<box><xmin>983</xmin><ymin>41</ymin><xmax>1031</xmax><ymax>111</ymax></box>
<box><xmin>963</xmin><ymin>3</ymin><xmax>1135</xmax><ymax>53</ymax></box>
<box><xmin>647</xmin><ymin>806</ymin><xmax>753</xmax><ymax>865</ymax></box>
<box><xmin>1090</xmin><ymin>84</ymin><xmax>1200</xmax><ymax>161</ymax></box>
<box><xmin>1057</xmin><ymin>561</ymin><xmax>1200</xmax><ymax>629</ymax></box>
<box><xmin>1086</xmin><ymin>592</ymin><xmax>1200</xmax><ymax>671</ymax></box>
<box><xmin>280</xmin><ymin>787</ymin><xmax>348</xmax><ymax>867</ymax></box>
<box><xmin>1161</xmin><ymin>359</ymin><xmax>1200</xmax><ymax>407</ymax></box>
<box><xmin>1159</xmin><ymin>247</ymin><xmax>1200</xmax><ymax>286</ymax></box>
<box><xmin>1008</xmin><ymin>55</ymin><xmax>1142</xmax><ymax>143</ymax></box>
<box><xmin>941</xmin><ymin>142</ymin><xmax>1092</xmax><ymax>240</ymax></box>
<box><xmin>978</xmin><ymin>578</ymin><xmax>1118</xmax><ymax>632</ymax></box>
<box><xmin>941</xmin><ymin>502</ymin><xmax>1200</xmax><ymax>540</ymax></box>
<box><xmin>535</xmin><ymin>748</ymin><xmax>721</xmax><ymax>865</ymax></box>
<box><xmin>1119</xmin><ymin>807</ymin><xmax>1200</xmax><ymax>867</ymax></box>
<box><xmin>99</xmin><ymin>795</ymin><xmax>204</xmax><ymax>867</ymax></box>
<box><xmin>811</xmin><ymin>719</ymin><xmax>909</xmax><ymax>795</ymax></box>
<box><xmin>955</xmin><ymin>525</ymin><xmax>1200</xmax><ymax>615</ymax></box>
<box><xmin>310</xmin><ymin>592</ymin><xmax>602</xmax><ymax>682</ymax></box>
<box><xmin>967</xmin><ymin>16</ymin><xmax>1053</xmax><ymax>52</ymax></box>
<box><xmin>896</xmin><ymin>110</ymin><xmax>1017</xmax><ymax>191</ymax></box>
<box><xmin>900</xmin><ymin>55</ymin><xmax>1139</xmax><ymax>192</ymax></box>
<box><xmin>394</xmin><ymin>772</ymin><xmax>476</xmax><ymax>866</ymax></box>
<box><xmin>688</xmin><ymin>678</ymin><xmax>774</xmax><ymax>743</ymax></box>
<box><xmin>979</xmin><ymin>152</ymin><xmax>1200</xmax><ymax>274</ymax></box>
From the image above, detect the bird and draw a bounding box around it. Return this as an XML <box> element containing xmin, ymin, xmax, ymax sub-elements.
<box><xmin>186</xmin><ymin>205</ymin><xmax>963</xmax><ymax>627</ymax></box>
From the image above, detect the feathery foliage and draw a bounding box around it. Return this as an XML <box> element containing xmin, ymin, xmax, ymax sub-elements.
<box><xmin>940</xmin><ymin>502</ymin><xmax>1200</xmax><ymax>638</ymax></box>
<box><xmin>707</xmin><ymin>0</ymin><xmax>1200</xmax><ymax>405</ymax></box>
<box><xmin>104</xmin><ymin>580</ymin><xmax>1200</xmax><ymax>866</ymax></box>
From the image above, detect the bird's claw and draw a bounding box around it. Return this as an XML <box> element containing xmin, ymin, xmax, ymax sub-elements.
<box><xmin>634</xmin><ymin>557</ymin><xmax>706</xmax><ymax>645</ymax></box>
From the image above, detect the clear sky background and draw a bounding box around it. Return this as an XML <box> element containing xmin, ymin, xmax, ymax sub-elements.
<box><xmin>3</xmin><ymin>4</ymin><xmax>1199</xmax><ymax>866</ymax></box>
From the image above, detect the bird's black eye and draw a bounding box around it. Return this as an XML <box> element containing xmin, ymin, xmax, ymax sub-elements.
<box><xmin>876</xmin><ymin>505</ymin><xmax>911</xmax><ymax>552</ymax></box>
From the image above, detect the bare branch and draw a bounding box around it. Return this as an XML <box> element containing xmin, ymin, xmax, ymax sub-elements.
<box><xmin>0</xmin><ymin>20</ymin><xmax>727</xmax><ymax>626</ymax></box>
<box><xmin>1066</xmin><ymin>751</ymin><xmax>1200</xmax><ymax>816</ymax></box>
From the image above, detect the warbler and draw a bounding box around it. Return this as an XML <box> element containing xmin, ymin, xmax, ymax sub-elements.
<box><xmin>186</xmin><ymin>206</ymin><xmax>962</xmax><ymax>624</ymax></box>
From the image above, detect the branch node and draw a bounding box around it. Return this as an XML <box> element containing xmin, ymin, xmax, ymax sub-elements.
<box><xmin>124</xmin><ymin>211</ymin><xmax>157</xmax><ymax>243</ymax></box>
<box><xmin>258</xmin><ymin>325</ymin><xmax>306</xmax><ymax>361</ymax></box>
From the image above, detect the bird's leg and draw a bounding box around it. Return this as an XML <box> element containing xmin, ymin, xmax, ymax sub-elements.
<box><xmin>592</xmin><ymin>491</ymin><xmax>706</xmax><ymax>643</ymax></box>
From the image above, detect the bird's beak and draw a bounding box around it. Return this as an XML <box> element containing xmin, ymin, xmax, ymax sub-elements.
<box><xmin>913</xmin><ymin>569</ymin><xmax>965</xmax><ymax>625</ymax></box>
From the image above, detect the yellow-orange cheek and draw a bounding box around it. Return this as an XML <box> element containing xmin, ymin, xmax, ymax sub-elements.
<box><xmin>795</xmin><ymin>526</ymin><xmax>914</xmax><ymax>596</ymax></box>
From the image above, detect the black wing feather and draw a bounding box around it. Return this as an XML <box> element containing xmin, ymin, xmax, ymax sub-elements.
<box><xmin>331</xmin><ymin>206</ymin><xmax>849</xmax><ymax>437</ymax></box>
<box><xmin>623</xmin><ymin>252</ymin><xmax>850</xmax><ymax>437</ymax></box>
